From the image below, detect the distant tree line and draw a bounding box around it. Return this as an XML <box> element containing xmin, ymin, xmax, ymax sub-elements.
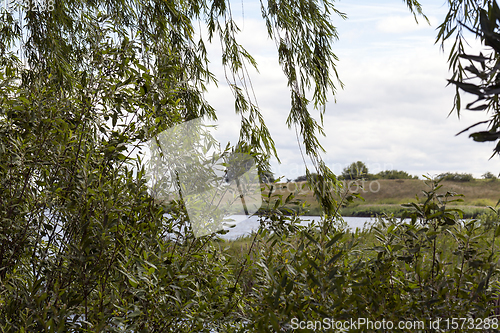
<box><xmin>436</xmin><ymin>171</ymin><xmax>499</xmax><ymax>182</ymax></box>
<box><xmin>436</xmin><ymin>172</ymin><xmax>474</xmax><ymax>182</ymax></box>
<box><xmin>338</xmin><ymin>161</ymin><xmax>418</xmax><ymax>181</ymax></box>
<box><xmin>293</xmin><ymin>173</ymin><xmax>320</xmax><ymax>183</ymax></box>
<box><xmin>290</xmin><ymin>161</ymin><xmax>498</xmax><ymax>182</ymax></box>
<box><xmin>291</xmin><ymin>161</ymin><xmax>418</xmax><ymax>182</ymax></box>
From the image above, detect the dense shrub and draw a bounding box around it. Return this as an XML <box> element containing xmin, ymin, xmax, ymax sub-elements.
<box><xmin>294</xmin><ymin>173</ymin><xmax>319</xmax><ymax>183</ymax></box>
<box><xmin>483</xmin><ymin>171</ymin><xmax>498</xmax><ymax>180</ymax></box>
<box><xmin>374</xmin><ymin>170</ymin><xmax>419</xmax><ymax>179</ymax></box>
<box><xmin>294</xmin><ymin>175</ymin><xmax>308</xmax><ymax>182</ymax></box>
<box><xmin>238</xmin><ymin>178</ymin><xmax>500</xmax><ymax>332</ymax></box>
<box><xmin>437</xmin><ymin>172</ymin><xmax>475</xmax><ymax>182</ymax></box>
<box><xmin>341</xmin><ymin>161</ymin><xmax>369</xmax><ymax>180</ymax></box>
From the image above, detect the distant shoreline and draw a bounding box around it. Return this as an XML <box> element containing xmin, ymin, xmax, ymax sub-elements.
<box><xmin>157</xmin><ymin>179</ymin><xmax>500</xmax><ymax>219</ymax></box>
<box><xmin>256</xmin><ymin>205</ymin><xmax>492</xmax><ymax>219</ymax></box>
<box><xmin>260</xmin><ymin>179</ymin><xmax>500</xmax><ymax>219</ymax></box>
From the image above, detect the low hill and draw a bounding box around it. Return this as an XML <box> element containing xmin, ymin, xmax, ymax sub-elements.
<box><xmin>262</xmin><ymin>179</ymin><xmax>500</xmax><ymax>217</ymax></box>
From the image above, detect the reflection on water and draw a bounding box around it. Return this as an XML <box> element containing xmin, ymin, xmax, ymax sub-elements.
<box><xmin>220</xmin><ymin>215</ymin><xmax>379</xmax><ymax>240</ymax></box>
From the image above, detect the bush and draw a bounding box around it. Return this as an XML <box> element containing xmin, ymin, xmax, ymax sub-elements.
<box><xmin>341</xmin><ymin>161</ymin><xmax>369</xmax><ymax>180</ymax></box>
<box><xmin>294</xmin><ymin>175</ymin><xmax>307</xmax><ymax>182</ymax></box>
<box><xmin>374</xmin><ymin>170</ymin><xmax>418</xmax><ymax>179</ymax></box>
<box><xmin>242</xmin><ymin>177</ymin><xmax>500</xmax><ymax>331</ymax></box>
<box><xmin>437</xmin><ymin>172</ymin><xmax>475</xmax><ymax>182</ymax></box>
<box><xmin>483</xmin><ymin>171</ymin><xmax>498</xmax><ymax>180</ymax></box>
<box><xmin>293</xmin><ymin>173</ymin><xmax>319</xmax><ymax>183</ymax></box>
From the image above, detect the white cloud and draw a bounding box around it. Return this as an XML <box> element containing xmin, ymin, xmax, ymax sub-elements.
<box><xmin>376</xmin><ymin>15</ymin><xmax>437</xmax><ymax>34</ymax></box>
<box><xmin>199</xmin><ymin>1</ymin><xmax>500</xmax><ymax>181</ymax></box>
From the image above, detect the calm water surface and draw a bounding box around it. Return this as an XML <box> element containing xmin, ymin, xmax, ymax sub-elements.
<box><xmin>220</xmin><ymin>215</ymin><xmax>378</xmax><ymax>240</ymax></box>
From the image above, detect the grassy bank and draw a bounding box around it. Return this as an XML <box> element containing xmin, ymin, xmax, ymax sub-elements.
<box><xmin>157</xmin><ymin>178</ymin><xmax>500</xmax><ymax>218</ymax></box>
<box><xmin>339</xmin><ymin>204</ymin><xmax>492</xmax><ymax>218</ymax></box>
<box><xmin>261</xmin><ymin>178</ymin><xmax>500</xmax><ymax>217</ymax></box>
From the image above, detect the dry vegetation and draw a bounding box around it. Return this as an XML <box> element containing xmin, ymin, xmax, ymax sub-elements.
<box><xmin>261</xmin><ymin>179</ymin><xmax>500</xmax><ymax>216</ymax></box>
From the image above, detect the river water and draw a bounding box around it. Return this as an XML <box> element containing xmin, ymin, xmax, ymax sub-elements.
<box><xmin>219</xmin><ymin>215</ymin><xmax>378</xmax><ymax>240</ymax></box>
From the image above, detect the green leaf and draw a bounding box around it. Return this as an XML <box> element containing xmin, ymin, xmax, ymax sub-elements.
<box><xmin>325</xmin><ymin>232</ymin><xmax>343</xmax><ymax>248</ymax></box>
<box><xmin>469</xmin><ymin>131</ymin><xmax>500</xmax><ymax>142</ymax></box>
<box><xmin>448</xmin><ymin>80</ymin><xmax>483</xmax><ymax>95</ymax></box>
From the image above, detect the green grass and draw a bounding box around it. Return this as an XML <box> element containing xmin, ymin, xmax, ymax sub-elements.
<box><xmin>262</xmin><ymin>179</ymin><xmax>500</xmax><ymax>217</ymax></box>
<box><xmin>159</xmin><ymin>179</ymin><xmax>500</xmax><ymax>217</ymax></box>
<box><xmin>221</xmin><ymin>235</ymin><xmax>255</xmax><ymax>258</ymax></box>
<box><xmin>222</xmin><ymin>214</ymin><xmax>500</xmax><ymax>281</ymax></box>
<box><xmin>339</xmin><ymin>204</ymin><xmax>491</xmax><ymax>218</ymax></box>
<box><xmin>339</xmin><ymin>204</ymin><xmax>408</xmax><ymax>217</ymax></box>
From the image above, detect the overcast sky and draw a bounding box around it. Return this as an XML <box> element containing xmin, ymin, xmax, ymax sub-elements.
<box><xmin>203</xmin><ymin>0</ymin><xmax>500</xmax><ymax>180</ymax></box>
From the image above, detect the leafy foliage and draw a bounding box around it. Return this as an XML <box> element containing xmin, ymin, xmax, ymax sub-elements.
<box><xmin>341</xmin><ymin>161</ymin><xmax>369</xmax><ymax>180</ymax></box>
<box><xmin>374</xmin><ymin>170</ymin><xmax>418</xmax><ymax>180</ymax></box>
<box><xmin>7</xmin><ymin>0</ymin><xmax>497</xmax><ymax>332</ymax></box>
<box><xmin>437</xmin><ymin>0</ymin><xmax>494</xmax><ymax>115</ymax></box>
<box><xmin>293</xmin><ymin>175</ymin><xmax>308</xmax><ymax>182</ymax></box>
<box><xmin>0</xmin><ymin>0</ymin><xmax>351</xmax><ymax>329</ymax></box>
<box><xmin>293</xmin><ymin>173</ymin><xmax>319</xmax><ymax>183</ymax></box>
<box><xmin>483</xmin><ymin>171</ymin><xmax>498</xmax><ymax>179</ymax></box>
<box><xmin>437</xmin><ymin>172</ymin><xmax>475</xmax><ymax>182</ymax></box>
<box><xmin>445</xmin><ymin>0</ymin><xmax>500</xmax><ymax>157</ymax></box>
<box><xmin>233</xmin><ymin>178</ymin><xmax>500</xmax><ymax>331</ymax></box>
